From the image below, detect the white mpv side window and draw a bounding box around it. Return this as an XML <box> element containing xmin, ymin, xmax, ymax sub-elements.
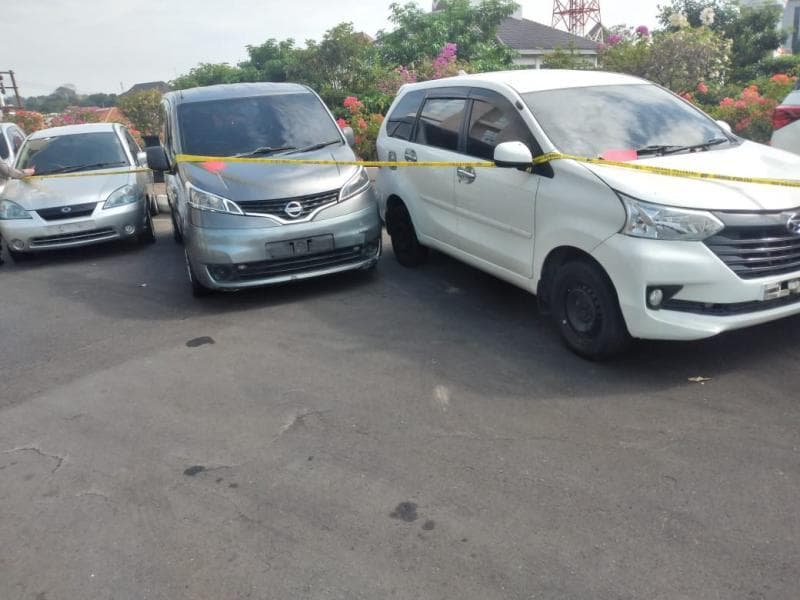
<box><xmin>413</xmin><ymin>98</ymin><xmax>467</xmax><ymax>152</ymax></box>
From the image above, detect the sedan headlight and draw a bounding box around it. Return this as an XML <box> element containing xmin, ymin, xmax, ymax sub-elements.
<box><xmin>187</xmin><ymin>184</ymin><xmax>243</xmax><ymax>215</ymax></box>
<box><xmin>619</xmin><ymin>193</ymin><xmax>724</xmax><ymax>241</ymax></box>
<box><xmin>0</xmin><ymin>199</ymin><xmax>32</xmax><ymax>220</ymax></box>
<box><xmin>104</xmin><ymin>185</ymin><xmax>141</xmax><ymax>209</ymax></box>
<box><xmin>340</xmin><ymin>167</ymin><xmax>370</xmax><ymax>201</ymax></box>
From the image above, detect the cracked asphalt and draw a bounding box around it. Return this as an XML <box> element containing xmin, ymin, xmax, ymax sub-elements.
<box><xmin>1</xmin><ymin>217</ymin><xmax>799</xmax><ymax>600</ymax></box>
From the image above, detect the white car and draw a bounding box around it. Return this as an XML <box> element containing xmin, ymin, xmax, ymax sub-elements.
<box><xmin>771</xmin><ymin>86</ymin><xmax>800</xmax><ymax>155</ymax></box>
<box><xmin>1</xmin><ymin>121</ymin><xmax>26</xmax><ymax>169</ymax></box>
<box><xmin>376</xmin><ymin>70</ymin><xmax>800</xmax><ymax>359</ymax></box>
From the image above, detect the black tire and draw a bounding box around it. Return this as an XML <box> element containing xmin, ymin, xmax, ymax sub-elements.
<box><xmin>185</xmin><ymin>250</ymin><xmax>213</xmax><ymax>298</ymax></box>
<box><xmin>551</xmin><ymin>259</ymin><xmax>630</xmax><ymax>360</ymax></box>
<box><xmin>139</xmin><ymin>211</ymin><xmax>157</xmax><ymax>245</ymax></box>
<box><xmin>386</xmin><ymin>203</ymin><xmax>427</xmax><ymax>267</ymax></box>
<box><xmin>171</xmin><ymin>206</ymin><xmax>183</xmax><ymax>244</ymax></box>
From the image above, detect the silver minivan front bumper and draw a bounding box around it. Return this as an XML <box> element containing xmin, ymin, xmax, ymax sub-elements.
<box><xmin>185</xmin><ymin>195</ymin><xmax>382</xmax><ymax>290</ymax></box>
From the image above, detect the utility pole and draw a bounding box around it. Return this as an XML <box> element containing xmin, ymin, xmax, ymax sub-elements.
<box><xmin>0</xmin><ymin>71</ymin><xmax>24</xmax><ymax>109</ymax></box>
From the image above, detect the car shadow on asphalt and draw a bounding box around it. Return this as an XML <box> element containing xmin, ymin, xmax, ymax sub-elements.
<box><xmin>19</xmin><ymin>223</ymin><xmax>800</xmax><ymax>398</ymax></box>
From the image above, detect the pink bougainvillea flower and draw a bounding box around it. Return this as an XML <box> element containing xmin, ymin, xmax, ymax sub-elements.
<box><xmin>336</xmin><ymin>118</ymin><xmax>347</xmax><ymax>129</ymax></box>
<box><xmin>697</xmin><ymin>82</ymin><xmax>709</xmax><ymax>94</ymax></box>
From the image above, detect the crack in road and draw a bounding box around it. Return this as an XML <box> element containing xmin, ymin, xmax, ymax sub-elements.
<box><xmin>3</xmin><ymin>446</ymin><xmax>66</xmax><ymax>474</ymax></box>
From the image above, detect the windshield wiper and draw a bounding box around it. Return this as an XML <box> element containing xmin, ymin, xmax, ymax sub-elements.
<box><xmin>40</xmin><ymin>161</ymin><xmax>128</xmax><ymax>175</ymax></box>
<box><xmin>284</xmin><ymin>140</ymin><xmax>342</xmax><ymax>155</ymax></box>
<box><xmin>235</xmin><ymin>146</ymin><xmax>296</xmax><ymax>158</ymax></box>
<box><xmin>634</xmin><ymin>144</ymin><xmax>684</xmax><ymax>157</ymax></box>
<box><xmin>659</xmin><ymin>138</ymin><xmax>731</xmax><ymax>155</ymax></box>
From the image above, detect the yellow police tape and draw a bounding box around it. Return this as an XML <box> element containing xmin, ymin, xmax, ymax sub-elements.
<box><xmin>22</xmin><ymin>152</ymin><xmax>800</xmax><ymax>189</ymax></box>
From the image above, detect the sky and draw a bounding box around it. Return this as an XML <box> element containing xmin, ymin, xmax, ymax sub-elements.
<box><xmin>3</xmin><ymin>0</ymin><xmax>663</xmax><ymax>97</ymax></box>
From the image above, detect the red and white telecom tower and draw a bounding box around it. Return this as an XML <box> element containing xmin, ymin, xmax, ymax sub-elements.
<box><xmin>552</xmin><ymin>0</ymin><xmax>604</xmax><ymax>42</ymax></box>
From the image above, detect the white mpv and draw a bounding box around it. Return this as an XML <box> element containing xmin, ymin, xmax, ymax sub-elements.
<box><xmin>376</xmin><ymin>70</ymin><xmax>800</xmax><ymax>359</ymax></box>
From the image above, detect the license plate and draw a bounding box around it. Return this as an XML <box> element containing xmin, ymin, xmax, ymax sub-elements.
<box><xmin>267</xmin><ymin>234</ymin><xmax>334</xmax><ymax>259</ymax></box>
<box><xmin>54</xmin><ymin>221</ymin><xmax>96</xmax><ymax>234</ymax></box>
<box><xmin>763</xmin><ymin>278</ymin><xmax>800</xmax><ymax>300</ymax></box>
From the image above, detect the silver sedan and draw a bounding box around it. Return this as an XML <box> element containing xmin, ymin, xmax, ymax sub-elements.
<box><xmin>0</xmin><ymin>123</ymin><xmax>155</xmax><ymax>261</ymax></box>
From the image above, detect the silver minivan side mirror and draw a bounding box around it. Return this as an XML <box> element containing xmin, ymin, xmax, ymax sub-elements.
<box><xmin>494</xmin><ymin>141</ymin><xmax>533</xmax><ymax>169</ymax></box>
<box><xmin>715</xmin><ymin>120</ymin><xmax>733</xmax><ymax>134</ymax></box>
<box><xmin>136</xmin><ymin>151</ymin><xmax>149</xmax><ymax>167</ymax></box>
<box><xmin>342</xmin><ymin>126</ymin><xmax>356</xmax><ymax>148</ymax></box>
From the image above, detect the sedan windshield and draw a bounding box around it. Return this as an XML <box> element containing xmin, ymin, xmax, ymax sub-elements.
<box><xmin>523</xmin><ymin>84</ymin><xmax>733</xmax><ymax>158</ymax></box>
<box><xmin>17</xmin><ymin>132</ymin><xmax>129</xmax><ymax>175</ymax></box>
<box><xmin>178</xmin><ymin>93</ymin><xmax>343</xmax><ymax>157</ymax></box>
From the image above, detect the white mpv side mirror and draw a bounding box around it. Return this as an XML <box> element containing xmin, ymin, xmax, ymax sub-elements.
<box><xmin>715</xmin><ymin>120</ymin><xmax>733</xmax><ymax>134</ymax></box>
<box><xmin>136</xmin><ymin>151</ymin><xmax>149</xmax><ymax>168</ymax></box>
<box><xmin>494</xmin><ymin>141</ymin><xmax>533</xmax><ymax>169</ymax></box>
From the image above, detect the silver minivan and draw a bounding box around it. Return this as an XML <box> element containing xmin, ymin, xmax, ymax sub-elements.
<box><xmin>146</xmin><ymin>83</ymin><xmax>382</xmax><ymax>296</ymax></box>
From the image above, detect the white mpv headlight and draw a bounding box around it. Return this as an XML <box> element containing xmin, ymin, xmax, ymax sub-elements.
<box><xmin>187</xmin><ymin>184</ymin><xmax>243</xmax><ymax>215</ymax></box>
<box><xmin>340</xmin><ymin>167</ymin><xmax>371</xmax><ymax>201</ymax></box>
<box><xmin>619</xmin><ymin>193</ymin><xmax>724</xmax><ymax>241</ymax></box>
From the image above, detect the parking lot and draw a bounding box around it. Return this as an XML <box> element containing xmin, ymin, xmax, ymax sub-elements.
<box><xmin>1</xmin><ymin>216</ymin><xmax>799</xmax><ymax>599</ymax></box>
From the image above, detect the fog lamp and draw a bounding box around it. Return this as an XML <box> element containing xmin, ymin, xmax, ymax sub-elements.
<box><xmin>124</xmin><ymin>225</ymin><xmax>136</xmax><ymax>235</ymax></box>
<box><xmin>648</xmin><ymin>288</ymin><xmax>664</xmax><ymax>308</ymax></box>
<box><xmin>11</xmin><ymin>239</ymin><xmax>25</xmax><ymax>251</ymax></box>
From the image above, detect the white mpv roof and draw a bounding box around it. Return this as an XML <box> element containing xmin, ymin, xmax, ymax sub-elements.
<box><xmin>405</xmin><ymin>69</ymin><xmax>646</xmax><ymax>95</ymax></box>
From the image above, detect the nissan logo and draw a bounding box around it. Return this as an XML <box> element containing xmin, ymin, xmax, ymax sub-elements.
<box><xmin>284</xmin><ymin>201</ymin><xmax>304</xmax><ymax>219</ymax></box>
<box><xmin>788</xmin><ymin>213</ymin><xmax>800</xmax><ymax>235</ymax></box>
<box><xmin>60</xmin><ymin>206</ymin><xmax>72</xmax><ymax>214</ymax></box>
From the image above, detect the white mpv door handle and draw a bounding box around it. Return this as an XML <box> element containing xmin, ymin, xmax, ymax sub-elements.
<box><xmin>404</xmin><ymin>149</ymin><xmax>417</xmax><ymax>162</ymax></box>
<box><xmin>457</xmin><ymin>167</ymin><xmax>477</xmax><ymax>184</ymax></box>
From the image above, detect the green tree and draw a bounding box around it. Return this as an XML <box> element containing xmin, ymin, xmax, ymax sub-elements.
<box><xmin>644</xmin><ymin>27</ymin><xmax>731</xmax><ymax>92</ymax></box>
<box><xmin>118</xmin><ymin>90</ymin><xmax>163</xmax><ymax>135</ymax></box>
<box><xmin>171</xmin><ymin>63</ymin><xmax>249</xmax><ymax>90</ymax></box>
<box><xmin>726</xmin><ymin>4</ymin><xmax>786</xmax><ymax>82</ymax></box>
<box><xmin>656</xmin><ymin>0</ymin><xmax>739</xmax><ymax>32</ymax></box>
<box><xmin>657</xmin><ymin>0</ymin><xmax>785</xmax><ymax>83</ymax></box>
<box><xmin>242</xmin><ymin>39</ymin><xmax>298</xmax><ymax>82</ymax></box>
<box><xmin>542</xmin><ymin>44</ymin><xmax>594</xmax><ymax>70</ymax></box>
<box><xmin>377</xmin><ymin>0</ymin><xmax>518</xmax><ymax>68</ymax></box>
<box><xmin>287</xmin><ymin>23</ymin><xmax>382</xmax><ymax>108</ymax></box>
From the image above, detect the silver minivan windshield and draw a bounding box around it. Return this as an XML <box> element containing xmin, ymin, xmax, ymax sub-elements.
<box><xmin>178</xmin><ymin>93</ymin><xmax>343</xmax><ymax>157</ymax></box>
<box><xmin>522</xmin><ymin>83</ymin><xmax>732</xmax><ymax>158</ymax></box>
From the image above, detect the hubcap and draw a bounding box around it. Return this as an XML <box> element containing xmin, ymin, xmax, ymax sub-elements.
<box><xmin>565</xmin><ymin>285</ymin><xmax>598</xmax><ymax>334</ymax></box>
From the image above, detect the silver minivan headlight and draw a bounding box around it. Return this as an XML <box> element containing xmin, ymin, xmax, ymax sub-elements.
<box><xmin>619</xmin><ymin>193</ymin><xmax>724</xmax><ymax>241</ymax></box>
<box><xmin>0</xmin><ymin>199</ymin><xmax>32</xmax><ymax>220</ymax></box>
<box><xmin>340</xmin><ymin>167</ymin><xmax>370</xmax><ymax>201</ymax></box>
<box><xmin>187</xmin><ymin>183</ymin><xmax>243</xmax><ymax>215</ymax></box>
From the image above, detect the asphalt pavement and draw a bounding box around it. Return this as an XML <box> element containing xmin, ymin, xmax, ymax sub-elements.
<box><xmin>1</xmin><ymin>217</ymin><xmax>798</xmax><ymax>600</ymax></box>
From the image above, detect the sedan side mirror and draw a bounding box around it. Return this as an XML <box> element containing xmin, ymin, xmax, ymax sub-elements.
<box><xmin>715</xmin><ymin>120</ymin><xmax>733</xmax><ymax>134</ymax></box>
<box><xmin>342</xmin><ymin>126</ymin><xmax>356</xmax><ymax>148</ymax></box>
<box><xmin>136</xmin><ymin>151</ymin><xmax>148</xmax><ymax>168</ymax></box>
<box><xmin>145</xmin><ymin>146</ymin><xmax>171</xmax><ymax>172</ymax></box>
<box><xmin>494</xmin><ymin>141</ymin><xmax>533</xmax><ymax>169</ymax></box>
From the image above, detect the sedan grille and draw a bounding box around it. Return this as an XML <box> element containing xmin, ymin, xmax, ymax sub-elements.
<box><xmin>37</xmin><ymin>202</ymin><xmax>97</xmax><ymax>221</ymax></box>
<box><xmin>237</xmin><ymin>190</ymin><xmax>339</xmax><ymax>220</ymax></box>
<box><xmin>705</xmin><ymin>225</ymin><xmax>800</xmax><ymax>280</ymax></box>
<box><xmin>30</xmin><ymin>227</ymin><xmax>117</xmax><ymax>248</ymax></box>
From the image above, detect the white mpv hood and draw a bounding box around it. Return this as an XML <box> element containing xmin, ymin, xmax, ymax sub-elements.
<box><xmin>580</xmin><ymin>141</ymin><xmax>800</xmax><ymax>212</ymax></box>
